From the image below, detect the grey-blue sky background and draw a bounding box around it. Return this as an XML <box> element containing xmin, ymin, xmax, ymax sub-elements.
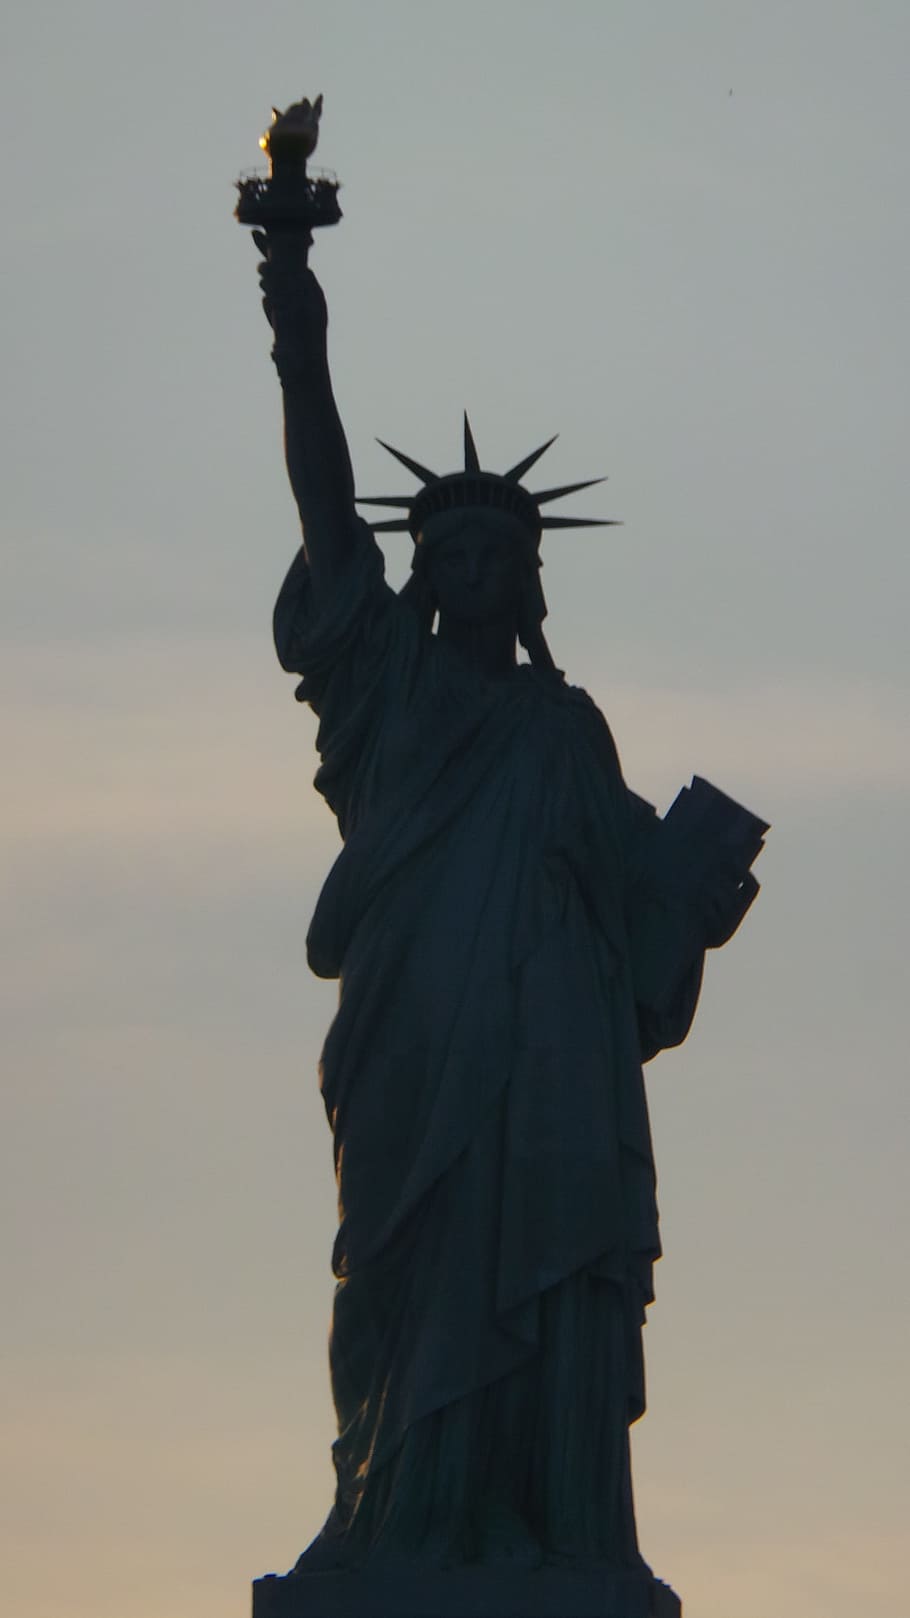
<box><xmin>3</xmin><ymin>4</ymin><xmax>908</xmax><ymax>1616</ymax></box>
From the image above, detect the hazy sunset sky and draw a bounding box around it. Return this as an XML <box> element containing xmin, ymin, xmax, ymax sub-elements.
<box><xmin>3</xmin><ymin>5</ymin><xmax>908</xmax><ymax>1617</ymax></box>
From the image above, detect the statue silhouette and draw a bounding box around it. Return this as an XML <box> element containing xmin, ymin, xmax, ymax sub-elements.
<box><xmin>242</xmin><ymin>117</ymin><xmax>765</xmax><ymax>1611</ymax></box>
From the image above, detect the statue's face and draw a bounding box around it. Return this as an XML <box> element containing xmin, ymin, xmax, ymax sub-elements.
<box><xmin>421</xmin><ymin>510</ymin><xmax>526</xmax><ymax>625</ymax></box>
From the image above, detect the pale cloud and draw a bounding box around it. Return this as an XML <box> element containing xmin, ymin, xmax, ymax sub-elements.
<box><xmin>4</xmin><ymin>8</ymin><xmax>910</xmax><ymax>1615</ymax></box>
<box><xmin>6</xmin><ymin>641</ymin><xmax>906</xmax><ymax>892</ymax></box>
<box><xmin>592</xmin><ymin>673</ymin><xmax>910</xmax><ymax>808</ymax></box>
<box><xmin>2</xmin><ymin>1357</ymin><xmax>334</xmax><ymax>1618</ymax></box>
<box><xmin>4</xmin><ymin>637</ymin><xmax>335</xmax><ymax>871</ymax></box>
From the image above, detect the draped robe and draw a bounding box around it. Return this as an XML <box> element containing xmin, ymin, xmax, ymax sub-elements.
<box><xmin>274</xmin><ymin>524</ymin><xmax>706</xmax><ymax>1565</ymax></box>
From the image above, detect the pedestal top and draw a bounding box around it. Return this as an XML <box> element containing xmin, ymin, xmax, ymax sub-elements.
<box><xmin>252</xmin><ymin>1564</ymin><xmax>681</xmax><ymax>1618</ymax></box>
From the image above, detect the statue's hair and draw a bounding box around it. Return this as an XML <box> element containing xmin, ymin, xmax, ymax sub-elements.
<box><xmin>515</xmin><ymin>565</ymin><xmax>558</xmax><ymax>674</ymax></box>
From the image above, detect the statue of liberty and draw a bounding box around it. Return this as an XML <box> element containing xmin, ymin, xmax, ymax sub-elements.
<box><xmin>239</xmin><ymin>99</ymin><xmax>765</xmax><ymax>1613</ymax></box>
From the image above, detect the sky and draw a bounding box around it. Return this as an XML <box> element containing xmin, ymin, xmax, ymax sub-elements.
<box><xmin>2</xmin><ymin>3</ymin><xmax>908</xmax><ymax>1616</ymax></box>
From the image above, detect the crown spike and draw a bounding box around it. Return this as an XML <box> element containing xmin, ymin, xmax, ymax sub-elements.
<box><xmin>376</xmin><ymin>440</ymin><xmax>438</xmax><ymax>484</ymax></box>
<box><xmin>504</xmin><ymin>436</ymin><xmax>558</xmax><ymax>483</ymax></box>
<box><xmin>357</xmin><ymin>496</ymin><xmax>415</xmax><ymax>508</ymax></box>
<box><xmin>533</xmin><ymin>477</ymin><xmax>607</xmax><ymax>505</ymax></box>
<box><xmin>369</xmin><ymin>518</ymin><xmax>413</xmax><ymax>532</ymax></box>
<box><xmin>463</xmin><ymin>412</ymin><xmax>481</xmax><ymax>473</ymax></box>
<box><xmin>539</xmin><ymin>517</ymin><xmax>622</xmax><ymax>530</ymax></box>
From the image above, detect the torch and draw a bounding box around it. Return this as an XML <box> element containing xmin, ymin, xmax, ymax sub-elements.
<box><xmin>234</xmin><ymin>95</ymin><xmax>341</xmax><ymax>261</ymax></box>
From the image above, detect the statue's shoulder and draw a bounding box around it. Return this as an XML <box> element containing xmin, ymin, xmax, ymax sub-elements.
<box><xmin>564</xmin><ymin>678</ymin><xmax>619</xmax><ymax>745</ymax></box>
<box><xmin>523</xmin><ymin>670</ymin><xmax>623</xmax><ymax>777</ymax></box>
<box><xmin>570</xmin><ymin>684</ymin><xmax>630</xmax><ymax>800</ymax></box>
<box><xmin>562</xmin><ymin>679</ymin><xmax>601</xmax><ymax>717</ymax></box>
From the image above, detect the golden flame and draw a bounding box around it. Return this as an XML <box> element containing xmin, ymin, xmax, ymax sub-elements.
<box><xmin>260</xmin><ymin>94</ymin><xmax>323</xmax><ymax>161</ymax></box>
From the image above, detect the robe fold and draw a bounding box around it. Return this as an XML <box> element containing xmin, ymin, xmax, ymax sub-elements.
<box><xmin>274</xmin><ymin>523</ymin><xmax>706</xmax><ymax>1561</ymax></box>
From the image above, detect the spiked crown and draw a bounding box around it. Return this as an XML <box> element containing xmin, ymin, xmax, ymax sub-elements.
<box><xmin>358</xmin><ymin>414</ymin><xmax>617</xmax><ymax>545</ymax></box>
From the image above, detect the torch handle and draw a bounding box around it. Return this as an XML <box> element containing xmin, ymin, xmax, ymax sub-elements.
<box><xmin>255</xmin><ymin>225</ymin><xmax>313</xmax><ymax>269</ymax></box>
<box><xmin>253</xmin><ymin>227</ymin><xmax>315</xmax><ymax>332</ymax></box>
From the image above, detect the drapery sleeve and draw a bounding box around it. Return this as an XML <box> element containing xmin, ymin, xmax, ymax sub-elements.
<box><xmin>273</xmin><ymin>518</ymin><xmax>424</xmax><ymax>839</ymax></box>
<box><xmin>273</xmin><ymin>518</ymin><xmax>388</xmax><ymax>701</ymax></box>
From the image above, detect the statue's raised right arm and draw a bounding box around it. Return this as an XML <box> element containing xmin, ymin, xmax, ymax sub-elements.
<box><xmin>254</xmin><ymin>230</ymin><xmax>359</xmax><ymax>597</ymax></box>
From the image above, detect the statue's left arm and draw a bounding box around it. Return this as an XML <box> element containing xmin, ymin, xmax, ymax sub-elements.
<box><xmin>624</xmin><ymin>794</ymin><xmax>760</xmax><ymax>1062</ymax></box>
